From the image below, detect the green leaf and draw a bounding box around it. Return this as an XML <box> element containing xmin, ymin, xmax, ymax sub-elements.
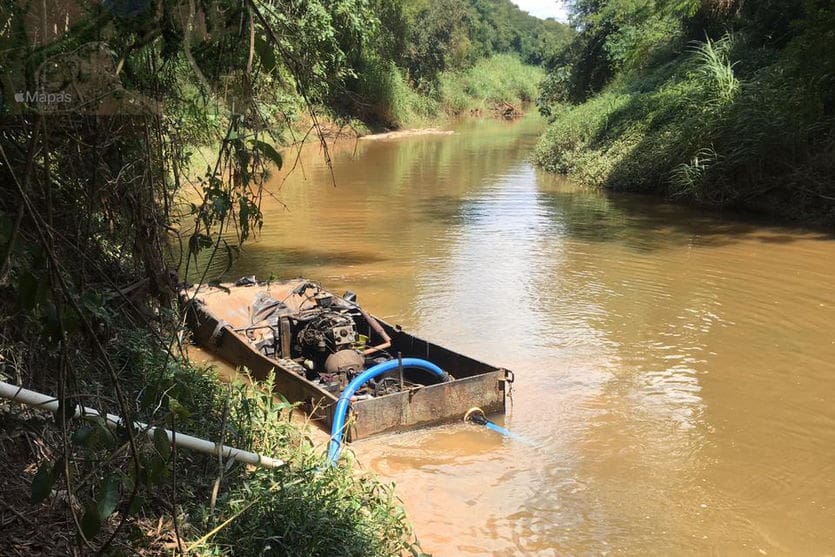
<box><xmin>187</xmin><ymin>233</ymin><xmax>214</xmax><ymax>257</ymax></box>
<box><xmin>250</xmin><ymin>139</ymin><xmax>283</xmax><ymax>170</ymax></box>
<box><xmin>89</xmin><ymin>416</ymin><xmax>117</xmax><ymax>449</ymax></box>
<box><xmin>31</xmin><ymin>461</ymin><xmax>55</xmax><ymax>503</ymax></box>
<box><xmin>18</xmin><ymin>271</ymin><xmax>41</xmax><ymax>310</ymax></box>
<box><xmin>71</xmin><ymin>425</ymin><xmax>94</xmax><ymax>447</ymax></box>
<box><xmin>81</xmin><ymin>503</ymin><xmax>102</xmax><ymax>539</ymax></box>
<box><xmin>212</xmin><ymin>196</ymin><xmax>230</xmax><ymax>218</ymax></box>
<box><xmin>153</xmin><ymin>427</ymin><xmax>171</xmax><ymax>460</ymax></box>
<box><xmin>168</xmin><ymin>397</ymin><xmax>191</xmax><ymax>420</ymax></box>
<box><xmin>96</xmin><ymin>474</ymin><xmax>121</xmax><ymax>520</ymax></box>
<box><xmin>127</xmin><ymin>494</ymin><xmax>145</xmax><ymax>515</ymax></box>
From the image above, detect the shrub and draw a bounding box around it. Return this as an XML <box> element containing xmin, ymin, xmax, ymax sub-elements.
<box><xmin>534</xmin><ymin>24</ymin><xmax>835</xmax><ymax>222</ymax></box>
<box><xmin>438</xmin><ymin>55</ymin><xmax>544</xmax><ymax>116</ymax></box>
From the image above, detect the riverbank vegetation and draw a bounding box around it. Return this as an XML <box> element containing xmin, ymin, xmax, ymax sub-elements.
<box><xmin>0</xmin><ymin>0</ymin><xmax>571</xmax><ymax>554</ymax></box>
<box><xmin>359</xmin><ymin>55</ymin><xmax>545</xmax><ymax>129</ymax></box>
<box><xmin>393</xmin><ymin>0</ymin><xmax>568</xmax><ymax>119</ymax></box>
<box><xmin>290</xmin><ymin>0</ymin><xmax>570</xmax><ymax>130</ymax></box>
<box><xmin>2</xmin><ymin>332</ymin><xmax>418</xmax><ymax>555</ymax></box>
<box><xmin>534</xmin><ymin>0</ymin><xmax>835</xmax><ymax>223</ymax></box>
<box><xmin>439</xmin><ymin>55</ymin><xmax>543</xmax><ymax>118</ymax></box>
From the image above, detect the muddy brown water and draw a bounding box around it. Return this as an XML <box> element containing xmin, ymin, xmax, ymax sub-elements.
<box><xmin>197</xmin><ymin>115</ymin><xmax>835</xmax><ymax>555</ymax></box>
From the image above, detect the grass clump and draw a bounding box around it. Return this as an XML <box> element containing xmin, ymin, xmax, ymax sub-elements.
<box><xmin>535</xmin><ymin>21</ymin><xmax>835</xmax><ymax>223</ymax></box>
<box><xmin>438</xmin><ymin>55</ymin><xmax>544</xmax><ymax>116</ymax></box>
<box><xmin>128</xmin><ymin>336</ymin><xmax>424</xmax><ymax>556</ymax></box>
<box><xmin>355</xmin><ymin>59</ymin><xmax>440</xmax><ymax>128</ymax></box>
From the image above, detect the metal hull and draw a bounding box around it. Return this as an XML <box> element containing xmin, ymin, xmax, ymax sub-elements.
<box><xmin>183</xmin><ymin>282</ymin><xmax>509</xmax><ymax>440</ymax></box>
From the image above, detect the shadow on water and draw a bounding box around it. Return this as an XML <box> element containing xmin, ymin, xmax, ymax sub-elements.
<box><xmin>237</xmin><ymin>245</ymin><xmax>388</xmax><ymax>267</ymax></box>
<box><xmin>536</xmin><ymin>185</ymin><xmax>835</xmax><ymax>252</ymax></box>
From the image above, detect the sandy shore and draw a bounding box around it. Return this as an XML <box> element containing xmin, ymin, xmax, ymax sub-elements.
<box><xmin>360</xmin><ymin>128</ymin><xmax>455</xmax><ymax>141</ymax></box>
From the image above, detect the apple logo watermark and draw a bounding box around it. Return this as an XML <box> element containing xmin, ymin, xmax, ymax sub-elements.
<box><xmin>14</xmin><ymin>90</ymin><xmax>72</xmax><ymax>104</ymax></box>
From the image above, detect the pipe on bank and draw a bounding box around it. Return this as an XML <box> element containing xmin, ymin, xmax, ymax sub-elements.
<box><xmin>0</xmin><ymin>381</ymin><xmax>284</xmax><ymax>469</ymax></box>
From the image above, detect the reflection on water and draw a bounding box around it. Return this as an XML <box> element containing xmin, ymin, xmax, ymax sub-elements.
<box><xmin>207</xmin><ymin>114</ymin><xmax>835</xmax><ymax>555</ymax></box>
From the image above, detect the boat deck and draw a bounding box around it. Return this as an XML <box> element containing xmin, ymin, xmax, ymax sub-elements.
<box><xmin>185</xmin><ymin>279</ymin><xmax>308</xmax><ymax>328</ymax></box>
<box><xmin>181</xmin><ymin>279</ymin><xmax>509</xmax><ymax>439</ymax></box>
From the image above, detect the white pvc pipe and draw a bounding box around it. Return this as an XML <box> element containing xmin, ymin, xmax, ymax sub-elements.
<box><xmin>0</xmin><ymin>381</ymin><xmax>284</xmax><ymax>469</ymax></box>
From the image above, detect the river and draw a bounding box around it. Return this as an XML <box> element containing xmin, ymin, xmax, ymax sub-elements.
<box><xmin>207</xmin><ymin>114</ymin><xmax>835</xmax><ymax>555</ymax></box>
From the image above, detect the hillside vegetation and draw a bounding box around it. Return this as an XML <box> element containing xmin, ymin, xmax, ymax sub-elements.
<box><xmin>534</xmin><ymin>0</ymin><xmax>835</xmax><ymax>223</ymax></box>
<box><xmin>333</xmin><ymin>0</ymin><xmax>570</xmax><ymax>127</ymax></box>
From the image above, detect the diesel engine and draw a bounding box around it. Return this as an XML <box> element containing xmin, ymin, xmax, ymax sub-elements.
<box><xmin>297</xmin><ymin>310</ymin><xmax>366</xmax><ymax>386</ymax></box>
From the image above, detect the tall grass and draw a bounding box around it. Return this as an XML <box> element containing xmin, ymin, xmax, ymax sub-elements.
<box><xmin>356</xmin><ymin>59</ymin><xmax>439</xmax><ymax>128</ymax></box>
<box><xmin>183</xmin><ymin>371</ymin><xmax>421</xmax><ymax>556</ymax></box>
<box><xmin>358</xmin><ymin>54</ymin><xmax>544</xmax><ymax>128</ymax></box>
<box><xmin>438</xmin><ymin>55</ymin><xmax>544</xmax><ymax>116</ymax></box>
<box><xmin>290</xmin><ymin>55</ymin><xmax>543</xmax><ymax>131</ymax></box>
<box><xmin>534</xmin><ymin>27</ymin><xmax>835</xmax><ymax>222</ymax></box>
<box><xmin>688</xmin><ymin>34</ymin><xmax>739</xmax><ymax>103</ymax></box>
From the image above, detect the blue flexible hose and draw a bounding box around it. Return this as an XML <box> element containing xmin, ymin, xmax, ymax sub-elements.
<box><xmin>466</xmin><ymin>407</ymin><xmax>536</xmax><ymax>446</ymax></box>
<box><xmin>483</xmin><ymin>420</ymin><xmax>536</xmax><ymax>446</ymax></box>
<box><xmin>483</xmin><ymin>420</ymin><xmax>526</xmax><ymax>441</ymax></box>
<box><xmin>327</xmin><ymin>357</ymin><xmax>449</xmax><ymax>465</ymax></box>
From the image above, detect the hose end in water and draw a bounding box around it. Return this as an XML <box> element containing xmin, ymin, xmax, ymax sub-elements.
<box><xmin>464</xmin><ymin>406</ymin><xmax>487</xmax><ymax>425</ymax></box>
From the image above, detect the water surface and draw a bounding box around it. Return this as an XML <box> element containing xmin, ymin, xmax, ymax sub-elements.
<box><xmin>217</xmin><ymin>115</ymin><xmax>835</xmax><ymax>555</ymax></box>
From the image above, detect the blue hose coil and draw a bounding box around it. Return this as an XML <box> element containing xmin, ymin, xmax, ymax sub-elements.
<box><xmin>327</xmin><ymin>357</ymin><xmax>448</xmax><ymax>465</ymax></box>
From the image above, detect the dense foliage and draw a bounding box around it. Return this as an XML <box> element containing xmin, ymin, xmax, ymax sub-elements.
<box><xmin>339</xmin><ymin>0</ymin><xmax>571</xmax><ymax>126</ymax></box>
<box><xmin>535</xmin><ymin>0</ymin><xmax>835</xmax><ymax>222</ymax></box>
<box><xmin>396</xmin><ymin>0</ymin><xmax>571</xmax><ymax>88</ymax></box>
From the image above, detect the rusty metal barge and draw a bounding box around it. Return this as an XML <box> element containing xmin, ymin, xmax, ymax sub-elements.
<box><xmin>182</xmin><ymin>278</ymin><xmax>512</xmax><ymax>441</ymax></box>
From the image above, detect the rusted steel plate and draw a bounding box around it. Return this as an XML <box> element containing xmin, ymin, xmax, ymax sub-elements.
<box><xmin>184</xmin><ymin>299</ymin><xmax>338</xmax><ymax>424</ymax></box>
<box><xmin>349</xmin><ymin>371</ymin><xmax>506</xmax><ymax>440</ymax></box>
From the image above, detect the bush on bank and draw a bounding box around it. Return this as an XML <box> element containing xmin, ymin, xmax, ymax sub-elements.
<box><xmin>1</xmin><ymin>327</ymin><xmax>421</xmax><ymax>556</ymax></box>
<box><xmin>534</xmin><ymin>1</ymin><xmax>835</xmax><ymax>224</ymax></box>
<box><xmin>168</xmin><ymin>360</ymin><xmax>422</xmax><ymax>556</ymax></box>
<box><xmin>438</xmin><ymin>55</ymin><xmax>544</xmax><ymax>117</ymax></box>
